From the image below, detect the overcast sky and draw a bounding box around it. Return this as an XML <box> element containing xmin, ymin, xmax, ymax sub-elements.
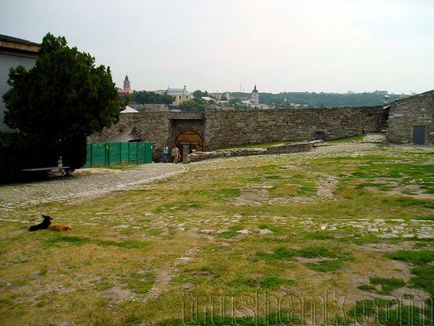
<box><xmin>2</xmin><ymin>0</ymin><xmax>434</xmax><ymax>94</ymax></box>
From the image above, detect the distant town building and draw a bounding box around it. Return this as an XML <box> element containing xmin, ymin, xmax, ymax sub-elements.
<box><xmin>209</xmin><ymin>92</ymin><xmax>222</xmax><ymax>101</ymax></box>
<box><xmin>201</xmin><ymin>96</ymin><xmax>215</xmax><ymax>102</ymax></box>
<box><xmin>120</xmin><ymin>105</ymin><xmax>139</xmax><ymax>114</ymax></box>
<box><xmin>167</xmin><ymin>86</ymin><xmax>192</xmax><ymax>106</ymax></box>
<box><xmin>238</xmin><ymin>85</ymin><xmax>268</xmax><ymax>109</ymax></box>
<box><xmin>118</xmin><ymin>75</ymin><xmax>133</xmax><ymax>94</ymax></box>
<box><xmin>153</xmin><ymin>89</ymin><xmax>168</xmax><ymax>95</ymax></box>
<box><xmin>251</xmin><ymin>85</ymin><xmax>259</xmax><ymax>106</ymax></box>
<box><xmin>0</xmin><ymin>34</ymin><xmax>40</xmax><ymax>131</ymax></box>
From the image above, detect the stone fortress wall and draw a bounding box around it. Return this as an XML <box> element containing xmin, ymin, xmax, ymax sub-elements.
<box><xmin>89</xmin><ymin>105</ymin><xmax>386</xmax><ymax>161</ymax></box>
<box><xmin>204</xmin><ymin>106</ymin><xmax>385</xmax><ymax>150</ymax></box>
<box><xmin>386</xmin><ymin>90</ymin><xmax>434</xmax><ymax>145</ymax></box>
<box><xmin>89</xmin><ymin>109</ymin><xmax>171</xmax><ymax>159</ymax></box>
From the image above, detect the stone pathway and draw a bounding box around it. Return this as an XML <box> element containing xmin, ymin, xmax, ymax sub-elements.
<box><xmin>362</xmin><ymin>133</ymin><xmax>386</xmax><ymax>143</ymax></box>
<box><xmin>0</xmin><ymin>164</ymin><xmax>185</xmax><ymax>210</ymax></box>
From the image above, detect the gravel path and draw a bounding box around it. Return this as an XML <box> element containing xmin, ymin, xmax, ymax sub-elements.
<box><xmin>0</xmin><ymin>164</ymin><xmax>185</xmax><ymax>210</ymax></box>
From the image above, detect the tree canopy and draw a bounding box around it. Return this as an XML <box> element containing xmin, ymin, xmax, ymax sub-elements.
<box><xmin>3</xmin><ymin>33</ymin><xmax>122</xmax><ymax>140</ymax></box>
<box><xmin>129</xmin><ymin>90</ymin><xmax>173</xmax><ymax>104</ymax></box>
<box><xmin>192</xmin><ymin>90</ymin><xmax>208</xmax><ymax>98</ymax></box>
<box><xmin>229</xmin><ymin>91</ymin><xmax>407</xmax><ymax>108</ymax></box>
<box><xmin>2</xmin><ymin>33</ymin><xmax>122</xmax><ymax>170</ymax></box>
<box><xmin>178</xmin><ymin>98</ymin><xmax>207</xmax><ymax>112</ymax></box>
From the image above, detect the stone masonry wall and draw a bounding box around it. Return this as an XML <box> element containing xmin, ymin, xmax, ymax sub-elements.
<box><xmin>88</xmin><ymin>106</ymin><xmax>386</xmax><ymax>161</ymax></box>
<box><xmin>170</xmin><ymin>119</ymin><xmax>205</xmax><ymax>144</ymax></box>
<box><xmin>387</xmin><ymin>91</ymin><xmax>434</xmax><ymax>145</ymax></box>
<box><xmin>88</xmin><ymin>110</ymin><xmax>171</xmax><ymax>160</ymax></box>
<box><xmin>204</xmin><ymin>106</ymin><xmax>384</xmax><ymax>150</ymax></box>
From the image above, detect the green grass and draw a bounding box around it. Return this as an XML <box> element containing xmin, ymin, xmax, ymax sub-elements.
<box><xmin>351</xmin><ymin>161</ymin><xmax>434</xmax><ymax>195</ymax></box>
<box><xmin>93</xmin><ymin>279</ymin><xmax>114</xmax><ymax>292</ymax></box>
<box><xmin>257</xmin><ymin>246</ymin><xmax>341</xmax><ymax>260</ymax></box>
<box><xmin>259</xmin><ymin>276</ymin><xmax>296</xmax><ymax>289</ymax></box>
<box><xmin>256</xmin><ymin>246</ymin><xmax>349</xmax><ymax>272</ymax></box>
<box><xmin>223</xmin><ymin>141</ymin><xmax>288</xmax><ymax>149</ymax></box>
<box><xmin>228</xmin><ymin>275</ymin><xmax>296</xmax><ymax>290</ymax></box>
<box><xmin>258</xmin><ymin>224</ymin><xmax>286</xmax><ymax>235</ymax></box>
<box><xmin>305</xmin><ymin>259</ymin><xmax>345</xmax><ymax>272</ymax></box>
<box><xmin>296</xmin><ymin>246</ymin><xmax>338</xmax><ymax>258</ymax></box>
<box><xmin>104</xmin><ymin>164</ymin><xmax>140</xmax><ymax>170</ymax></box>
<box><xmin>126</xmin><ymin>271</ymin><xmax>155</xmax><ymax>294</ymax></box>
<box><xmin>217</xmin><ymin>225</ymin><xmax>242</xmax><ymax>239</ymax></box>
<box><xmin>387</xmin><ymin>251</ymin><xmax>434</xmax><ymax>295</ymax></box>
<box><xmin>158</xmin><ymin>312</ymin><xmax>300</xmax><ymax>325</ymax></box>
<box><xmin>387</xmin><ymin>250</ymin><xmax>434</xmax><ymax>265</ymax></box>
<box><xmin>347</xmin><ymin>299</ymin><xmax>429</xmax><ymax>326</ymax></box>
<box><xmin>304</xmin><ymin>231</ymin><xmax>335</xmax><ymax>240</ymax></box>
<box><xmin>358</xmin><ymin>277</ymin><xmax>406</xmax><ymax>295</ymax></box>
<box><xmin>351</xmin><ymin>234</ymin><xmax>382</xmax><ymax>245</ymax></box>
<box><xmin>297</xmin><ymin>181</ymin><xmax>317</xmax><ymax>196</ymax></box>
<box><xmin>384</xmin><ymin>197</ymin><xmax>434</xmax><ymax>209</ymax></box>
<box><xmin>256</xmin><ymin>247</ymin><xmax>297</xmax><ymax>260</ymax></box>
<box><xmin>328</xmin><ymin>134</ymin><xmax>364</xmax><ymax>143</ymax></box>
<box><xmin>214</xmin><ymin>188</ymin><xmax>241</xmax><ymax>200</ymax></box>
<box><xmin>349</xmin><ymin>298</ymin><xmax>397</xmax><ymax>318</ymax></box>
<box><xmin>156</xmin><ymin>200</ymin><xmax>204</xmax><ymax>212</ymax></box>
<box><xmin>43</xmin><ymin>235</ymin><xmax>149</xmax><ymax>249</ymax></box>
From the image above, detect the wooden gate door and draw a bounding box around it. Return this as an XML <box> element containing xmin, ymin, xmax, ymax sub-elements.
<box><xmin>175</xmin><ymin>131</ymin><xmax>204</xmax><ymax>162</ymax></box>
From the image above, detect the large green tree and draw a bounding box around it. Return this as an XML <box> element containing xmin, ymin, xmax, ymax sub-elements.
<box><xmin>130</xmin><ymin>90</ymin><xmax>173</xmax><ymax>104</ymax></box>
<box><xmin>3</xmin><ymin>33</ymin><xmax>122</xmax><ymax>169</ymax></box>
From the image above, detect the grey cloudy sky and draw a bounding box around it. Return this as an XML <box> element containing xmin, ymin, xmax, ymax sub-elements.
<box><xmin>2</xmin><ymin>0</ymin><xmax>434</xmax><ymax>94</ymax></box>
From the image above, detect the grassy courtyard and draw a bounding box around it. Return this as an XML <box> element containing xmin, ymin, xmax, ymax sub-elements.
<box><xmin>0</xmin><ymin>142</ymin><xmax>433</xmax><ymax>325</ymax></box>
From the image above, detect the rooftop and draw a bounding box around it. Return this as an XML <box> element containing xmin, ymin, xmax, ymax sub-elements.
<box><xmin>167</xmin><ymin>86</ymin><xmax>190</xmax><ymax>96</ymax></box>
<box><xmin>0</xmin><ymin>34</ymin><xmax>40</xmax><ymax>55</ymax></box>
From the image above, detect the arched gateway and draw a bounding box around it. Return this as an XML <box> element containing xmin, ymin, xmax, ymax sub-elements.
<box><xmin>175</xmin><ymin>130</ymin><xmax>204</xmax><ymax>153</ymax></box>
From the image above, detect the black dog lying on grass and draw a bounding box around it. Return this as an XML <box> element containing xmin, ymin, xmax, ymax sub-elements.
<box><xmin>28</xmin><ymin>215</ymin><xmax>72</xmax><ymax>232</ymax></box>
<box><xmin>28</xmin><ymin>215</ymin><xmax>52</xmax><ymax>231</ymax></box>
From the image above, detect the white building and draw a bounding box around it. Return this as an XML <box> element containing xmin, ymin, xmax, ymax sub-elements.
<box><xmin>167</xmin><ymin>86</ymin><xmax>193</xmax><ymax>106</ymax></box>
<box><xmin>0</xmin><ymin>34</ymin><xmax>40</xmax><ymax>131</ymax></box>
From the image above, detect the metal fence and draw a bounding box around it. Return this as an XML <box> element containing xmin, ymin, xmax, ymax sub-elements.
<box><xmin>84</xmin><ymin>142</ymin><xmax>153</xmax><ymax>167</ymax></box>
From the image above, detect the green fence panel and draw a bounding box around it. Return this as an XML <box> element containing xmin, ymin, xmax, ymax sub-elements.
<box><xmin>108</xmin><ymin>142</ymin><xmax>121</xmax><ymax>166</ymax></box>
<box><xmin>137</xmin><ymin>142</ymin><xmax>145</xmax><ymax>164</ymax></box>
<box><xmin>85</xmin><ymin>142</ymin><xmax>153</xmax><ymax>167</ymax></box>
<box><xmin>144</xmin><ymin>143</ymin><xmax>153</xmax><ymax>163</ymax></box>
<box><xmin>121</xmin><ymin>142</ymin><xmax>129</xmax><ymax>164</ymax></box>
<box><xmin>92</xmin><ymin>143</ymin><xmax>108</xmax><ymax>166</ymax></box>
<box><xmin>128</xmin><ymin>142</ymin><xmax>138</xmax><ymax>164</ymax></box>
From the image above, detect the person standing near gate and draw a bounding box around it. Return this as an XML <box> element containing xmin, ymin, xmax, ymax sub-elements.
<box><xmin>171</xmin><ymin>145</ymin><xmax>180</xmax><ymax>164</ymax></box>
<box><xmin>162</xmin><ymin>146</ymin><xmax>169</xmax><ymax>163</ymax></box>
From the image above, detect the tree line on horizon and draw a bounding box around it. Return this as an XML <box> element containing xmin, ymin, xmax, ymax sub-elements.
<box><xmin>128</xmin><ymin>89</ymin><xmax>408</xmax><ymax>108</ymax></box>
<box><xmin>230</xmin><ymin>91</ymin><xmax>408</xmax><ymax>108</ymax></box>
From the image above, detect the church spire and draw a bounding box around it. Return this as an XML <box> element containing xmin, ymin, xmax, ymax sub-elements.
<box><xmin>123</xmin><ymin>75</ymin><xmax>131</xmax><ymax>91</ymax></box>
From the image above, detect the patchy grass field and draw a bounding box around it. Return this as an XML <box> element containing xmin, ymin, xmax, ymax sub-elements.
<box><xmin>0</xmin><ymin>143</ymin><xmax>433</xmax><ymax>325</ymax></box>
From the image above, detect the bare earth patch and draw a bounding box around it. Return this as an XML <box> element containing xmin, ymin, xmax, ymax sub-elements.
<box><xmin>228</xmin><ymin>188</ymin><xmax>270</xmax><ymax>206</ymax></box>
<box><xmin>229</xmin><ymin>175</ymin><xmax>339</xmax><ymax>205</ymax></box>
<box><xmin>365</xmin><ymin>177</ymin><xmax>434</xmax><ymax>200</ymax></box>
<box><xmin>103</xmin><ymin>286</ymin><xmax>135</xmax><ymax>304</ymax></box>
